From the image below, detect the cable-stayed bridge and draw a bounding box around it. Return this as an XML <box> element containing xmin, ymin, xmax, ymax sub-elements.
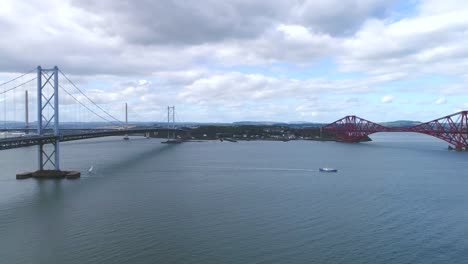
<box><xmin>0</xmin><ymin>66</ymin><xmax>182</xmax><ymax>176</ymax></box>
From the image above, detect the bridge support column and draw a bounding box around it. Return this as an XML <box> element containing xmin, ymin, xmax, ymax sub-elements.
<box><xmin>36</xmin><ymin>66</ymin><xmax>61</xmax><ymax>171</ymax></box>
<box><xmin>168</xmin><ymin>106</ymin><xmax>175</xmax><ymax>140</ymax></box>
<box><xmin>17</xmin><ymin>66</ymin><xmax>79</xmax><ymax>179</ymax></box>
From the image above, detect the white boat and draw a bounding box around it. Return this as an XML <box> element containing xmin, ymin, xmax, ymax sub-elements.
<box><xmin>319</xmin><ymin>167</ymin><xmax>338</xmax><ymax>172</ymax></box>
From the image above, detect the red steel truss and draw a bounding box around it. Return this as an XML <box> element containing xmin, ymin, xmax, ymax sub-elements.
<box><xmin>323</xmin><ymin>115</ymin><xmax>392</xmax><ymax>142</ymax></box>
<box><xmin>408</xmin><ymin>111</ymin><xmax>468</xmax><ymax>149</ymax></box>
<box><xmin>323</xmin><ymin>111</ymin><xmax>468</xmax><ymax>148</ymax></box>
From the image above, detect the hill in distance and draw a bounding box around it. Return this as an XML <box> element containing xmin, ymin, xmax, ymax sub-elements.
<box><xmin>379</xmin><ymin>120</ymin><xmax>422</xmax><ymax>127</ymax></box>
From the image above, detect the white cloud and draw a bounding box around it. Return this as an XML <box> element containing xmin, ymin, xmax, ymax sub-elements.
<box><xmin>177</xmin><ymin>71</ymin><xmax>386</xmax><ymax>107</ymax></box>
<box><xmin>339</xmin><ymin>2</ymin><xmax>468</xmax><ymax>80</ymax></box>
<box><xmin>435</xmin><ymin>97</ymin><xmax>447</xmax><ymax>104</ymax></box>
<box><xmin>1</xmin><ymin>0</ymin><xmax>468</xmax><ymax>122</ymax></box>
<box><xmin>381</xmin><ymin>95</ymin><xmax>394</xmax><ymax>103</ymax></box>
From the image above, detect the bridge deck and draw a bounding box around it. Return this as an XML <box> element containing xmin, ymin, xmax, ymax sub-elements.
<box><xmin>0</xmin><ymin>128</ymin><xmax>181</xmax><ymax>150</ymax></box>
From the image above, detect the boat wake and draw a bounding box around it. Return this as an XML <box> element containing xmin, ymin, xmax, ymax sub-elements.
<box><xmin>182</xmin><ymin>165</ymin><xmax>316</xmax><ymax>172</ymax></box>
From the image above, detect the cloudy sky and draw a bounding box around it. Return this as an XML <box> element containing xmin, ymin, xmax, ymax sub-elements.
<box><xmin>1</xmin><ymin>0</ymin><xmax>468</xmax><ymax>123</ymax></box>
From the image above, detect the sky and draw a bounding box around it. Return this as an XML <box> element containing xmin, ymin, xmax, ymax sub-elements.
<box><xmin>1</xmin><ymin>0</ymin><xmax>468</xmax><ymax>123</ymax></box>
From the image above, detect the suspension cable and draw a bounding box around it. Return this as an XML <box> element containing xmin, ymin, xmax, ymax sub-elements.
<box><xmin>0</xmin><ymin>68</ymin><xmax>35</xmax><ymax>87</ymax></box>
<box><xmin>59</xmin><ymin>85</ymin><xmax>123</xmax><ymax>126</ymax></box>
<box><xmin>58</xmin><ymin>69</ymin><xmax>124</xmax><ymax>125</ymax></box>
<box><xmin>0</xmin><ymin>77</ymin><xmax>37</xmax><ymax>95</ymax></box>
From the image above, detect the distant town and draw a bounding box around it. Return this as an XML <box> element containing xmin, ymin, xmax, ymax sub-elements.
<box><xmin>153</xmin><ymin>120</ymin><xmax>419</xmax><ymax>142</ymax></box>
<box><xmin>182</xmin><ymin>125</ymin><xmax>337</xmax><ymax>142</ymax></box>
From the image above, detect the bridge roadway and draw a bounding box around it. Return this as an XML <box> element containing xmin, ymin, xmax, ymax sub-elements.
<box><xmin>0</xmin><ymin>128</ymin><xmax>182</xmax><ymax>150</ymax></box>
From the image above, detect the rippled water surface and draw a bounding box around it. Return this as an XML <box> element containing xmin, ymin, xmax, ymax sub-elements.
<box><xmin>1</xmin><ymin>133</ymin><xmax>467</xmax><ymax>263</ymax></box>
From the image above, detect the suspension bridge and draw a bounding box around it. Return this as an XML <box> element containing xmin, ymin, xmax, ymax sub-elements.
<box><xmin>0</xmin><ymin>66</ymin><xmax>183</xmax><ymax>178</ymax></box>
<box><xmin>1</xmin><ymin>66</ymin><xmax>467</xmax><ymax>178</ymax></box>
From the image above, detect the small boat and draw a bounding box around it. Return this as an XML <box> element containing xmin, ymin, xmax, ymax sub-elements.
<box><xmin>123</xmin><ymin>135</ymin><xmax>129</xmax><ymax>140</ymax></box>
<box><xmin>88</xmin><ymin>166</ymin><xmax>94</xmax><ymax>173</ymax></box>
<box><xmin>319</xmin><ymin>167</ymin><xmax>338</xmax><ymax>172</ymax></box>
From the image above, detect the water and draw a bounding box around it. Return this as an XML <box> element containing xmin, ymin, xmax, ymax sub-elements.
<box><xmin>1</xmin><ymin>133</ymin><xmax>467</xmax><ymax>263</ymax></box>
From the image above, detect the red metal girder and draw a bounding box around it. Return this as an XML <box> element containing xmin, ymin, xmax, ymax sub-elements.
<box><xmin>410</xmin><ymin>111</ymin><xmax>468</xmax><ymax>148</ymax></box>
<box><xmin>323</xmin><ymin>111</ymin><xmax>468</xmax><ymax>148</ymax></box>
<box><xmin>323</xmin><ymin>115</ymin><xmax>391</xmax><ymax>142</ymax></box>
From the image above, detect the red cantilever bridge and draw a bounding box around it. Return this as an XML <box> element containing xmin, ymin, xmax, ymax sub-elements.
<box><xmin>323</xmin><ymin>111</ymin><xmax>468</xmax><ymax>149</ymax></box>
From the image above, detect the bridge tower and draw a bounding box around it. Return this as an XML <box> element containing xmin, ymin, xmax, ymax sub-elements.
<box><xmin>36</xmin><ymin>66</ymin><xmax>60</xmax><ymax>170</ymax></box>
<box><xmin>25</xmin><ymin>90</ymin><xmax>29</xmax><ymax>134</ymax></box>
<box><xmin>125</xmin><ymin>102</ymin><xmax>128</xmax><ymax>127</ymax></box>
<box><xmin>167</xmin><ymin>106</ymin><xmax>175</xmax><ymax>140</ymax></box>
<box><xmin>123</xmin><ymin>102</ymin><xmax>129</xmax><ymax>140</ymax></box>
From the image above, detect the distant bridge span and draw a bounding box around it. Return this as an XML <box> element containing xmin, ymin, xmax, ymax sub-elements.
<box><xmin>0</xmin><ymin>128</ymin><xmax>184</xmax><ymax>151</ymax></box>
<box><xmin>323</xmin><ymin>111</ymin><xmax>468</xmax><ymax>149</ymax></box>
